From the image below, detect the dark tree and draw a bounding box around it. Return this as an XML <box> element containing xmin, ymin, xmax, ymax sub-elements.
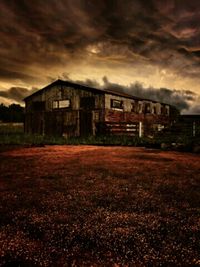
<box><xmin>0</xmin><ymin>103</ymin><xmax>24</xmax><ymax>122</ymax></box>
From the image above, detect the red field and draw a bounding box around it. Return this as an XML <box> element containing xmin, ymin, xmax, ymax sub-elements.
<box><xmin>0</xmin><ymin>145</ymin><xmax>200</xmax><ymax>266</ymax></box>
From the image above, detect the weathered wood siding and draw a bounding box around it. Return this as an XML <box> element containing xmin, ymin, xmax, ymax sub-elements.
<box><xmin>25</xmin><ymin>84</ymin><xmax>105</xmax><ymax>136</ymax></box>
<box><xmin>104</xmin><ymin>93</ymin><xmax>171</xmax><ymax>136</ymax></box>
<box><xmin>25</xmin><ymin>85</ymin><xmax>105</xmax><ymax>112</ymax></box>
<box><xmin>25</xmin><ymin>82</ymin><xmax>177</xmax><ymax>137</ymax></box>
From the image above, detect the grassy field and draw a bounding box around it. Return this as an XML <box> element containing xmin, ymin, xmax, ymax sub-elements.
<box><xmin>0</xmin><ymin>122</ymin><xmax>144</xmax><ymax>146</ymax></box>
<box><xmin>0</xmin><ymin>145</ymin><xmax>200</xmax><ymax>266</ymax></box>
<box><xmin>0</xmin><ymin>123</ymin><xmax>199</xmax><ymax>153</ymax></box>
<box><xmin>0</xmin><ymin>123</ymin><xmax>23</xmax><ymax>134</ymax></box>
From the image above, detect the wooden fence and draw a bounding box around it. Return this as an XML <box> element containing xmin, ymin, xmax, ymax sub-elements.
<box><xmin>169</xmin><ymin>122</ymin><xmax>200</xmax><ymax>137</ymax></box>
<box><xmin>101</xmin><ymin>122</ymin><xmax>141</xmax><ymax>136</ymax></box>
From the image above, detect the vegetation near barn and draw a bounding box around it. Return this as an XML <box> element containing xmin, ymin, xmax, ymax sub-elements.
<box><xmin>0</xmin><ymin>123</ymin><xmax>199</xmax><ymax>153</ymax></box>
<box><xmin>0</xmin><ymin>103</ymin><xmax>24</xmax><ymax>123</ymax></box>
<box><xmin>0</xmin><ymin>145</ymin><xmax>200</xmax><ymax>266</ymax></box>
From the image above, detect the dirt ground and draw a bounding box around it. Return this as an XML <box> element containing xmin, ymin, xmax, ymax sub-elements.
<box><xmin>0</xmin><ymin>145</ymin><xmax>200</xmax><ymax>266</ymax></box>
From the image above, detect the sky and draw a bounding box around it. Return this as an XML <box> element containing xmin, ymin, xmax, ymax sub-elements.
<box><xmin>0</xmin><ymin>0</ymin><xmax>200</xmax><ymax>113</ymax></box>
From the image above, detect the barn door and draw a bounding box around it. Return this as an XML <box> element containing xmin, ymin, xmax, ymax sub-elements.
<box><xmin>79</xmin><ymin>97</ymin><xmax>95</xmax><ymax>136</ymax></box>
<box><xmin>31</xmin><ymin>113</ymin><xmax>44</xmax><ymax>135</ymax></box>
<box><xmin>55</xmin><ymin>112</ymin><xmax>63</xmax><ymax>136</ymax></box>
<box><xmin>80</xmin><ymin>111</ymin><xmax>93</xmax><ymax>136</ymax></box>
<box><xmin>44</xmin><ymin>112</ymin><xmax>63</xmax><ymax>136</ymax></box>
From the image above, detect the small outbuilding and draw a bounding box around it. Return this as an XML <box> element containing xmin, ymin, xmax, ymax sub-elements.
<box><xmin>178</xmin><ymin>115</ymin><xmax>200</xmax><ymax>137</ymax></box>
<box><xmin>24</xmin><ymin>80</ymin><xmax>178</xmax><ymax>137</ymax></box>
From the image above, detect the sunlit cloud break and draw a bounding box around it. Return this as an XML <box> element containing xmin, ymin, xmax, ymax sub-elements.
<box><xmin>0</xmin><ymin>0</ymin><xmax>200</xmax><ymax>113</ymax></box>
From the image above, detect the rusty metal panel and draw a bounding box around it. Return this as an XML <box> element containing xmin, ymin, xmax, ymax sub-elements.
<box><xmin>104</xmin><ymin>108</ymin><xmax>172</xmax><ymax>137</ymax></box>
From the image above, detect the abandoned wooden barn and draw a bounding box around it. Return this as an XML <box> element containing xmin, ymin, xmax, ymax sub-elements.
<box><xmin>24</xmin><ymin>80</ymin><xmax>178</xmax><ymax>137</ymax></box>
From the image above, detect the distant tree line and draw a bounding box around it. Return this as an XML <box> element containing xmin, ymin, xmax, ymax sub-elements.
<box><xmin>0</xmin><ymin>103</ymin><xmax>24</xmax><ymax>122</ymax></box>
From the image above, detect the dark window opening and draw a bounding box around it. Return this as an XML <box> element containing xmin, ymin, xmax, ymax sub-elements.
<box><xmin>131</xmin><ymin>102</ymin><xmax>138</xmax><ymax>113</ymax></box>
<box><xmin>139</xmin><ymin>103</ymin><xmax>143</xmax><ymax>113</ymax></box>
<box><xmin>111</xmin><ymin>99</ymin><xmax>123</xmax><ymax>109</ymax></box>
<box><xmin>80</xmin><ymin>97</ymin><xmax>95</xmax><ymax>109</ymax></box>
<box><xmin>144</xmin><ymin>103</ymin><xmax>151</xmax><ymax>114</ymax></box>
<box><xmin>32</xmin><ymin>101</ymin><xmax>45</xmax><ymax>111</ymax></box>
<box><xmin>161</xmin><ymin>105</ymin><xmax>169</xmax><ymax>115</ymax></box>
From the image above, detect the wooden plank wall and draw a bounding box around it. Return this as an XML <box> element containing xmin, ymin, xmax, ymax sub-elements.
<box><xmin>103</xmin><ymin>121</ymin><xmax>139</xmax><ymax>136</ymax></box>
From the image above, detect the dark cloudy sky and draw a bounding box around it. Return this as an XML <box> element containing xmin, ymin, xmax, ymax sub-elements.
<box><xmin>0</xmin><ymin>0</ymin><xmax>200</xmax><ymax>112</ymax></box>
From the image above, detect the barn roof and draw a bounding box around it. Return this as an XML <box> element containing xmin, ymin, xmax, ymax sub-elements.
<box><xmin>24</xmin><ymin>79</ymin><xmax>168</xmax><ymax>105</ymax></box>
<box><xmin>180</xmin><ymin>114</ymin><xmax>200</xmax><ymax>120</ymax></box>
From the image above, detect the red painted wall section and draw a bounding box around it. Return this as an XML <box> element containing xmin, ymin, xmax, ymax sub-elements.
<box><xmin>105</xmin><ymin>109</ymin><xmax>170</xmax><ymax>124</ymax></box>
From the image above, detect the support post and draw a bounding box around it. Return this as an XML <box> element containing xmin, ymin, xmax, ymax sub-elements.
<box><xmin>193</xmin><ymin>121</ymin><xmax>196</xmax><ymax>137</ymax></box>
<box><xmin>139</xmin><ymin>121</ymin><xmax>143</xmax><ymax>138</ymax></box>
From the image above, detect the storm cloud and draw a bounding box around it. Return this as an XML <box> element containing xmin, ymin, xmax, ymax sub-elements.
<box><xmin>59</xmin><ymin>75</ymin><xmax>200</xmax><ymax>114</ymax></box>
<box><xmin>1</xmin><ymin>74</ymin><xmax>199</xmax><ymax>114</ymax></box>
<box><xmin>0</xmin><ymin>87</ymin><xmax>38</xmax><ymax>103</ymax></box>
<box><xmin>0</xmin><ymin>0</ymin><xmax>200</xmax><ymax>112</ymax></box>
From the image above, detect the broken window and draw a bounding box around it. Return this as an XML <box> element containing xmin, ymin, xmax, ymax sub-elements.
<box><xmin>111</xmin><ymin>99</ymin><xmax>123</xmax><ymax>109</ymax></box>
<box><xmin>53</xmin><ymin>99</ymin><xmax>70</xmax><ymax>109</ymax></box>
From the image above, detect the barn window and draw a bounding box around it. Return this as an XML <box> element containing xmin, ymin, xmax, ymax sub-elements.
<box><xmin>131</xmin><ymin>101</ymin><xmax>139</xmax><ymax>113</ymax></box>
<box><xmin>53</xmin><ymin>99</ymin><xmax>70</xmax><ymax>109</ymax></box>
<box><xmin>53</xmin><ymin>101</ymin><xmax>58</xmax><ymax>109</ymax></box>
<box><xmin>94</xmin><ymin>112</ymin><xmax>99</xmax><ymax>121</ymax></box>
<box><xmin>161</xmin><ymin>105</ymin><xmax>169</xmax><ymax>115</ymax></box>
<box><xmin>131</xmin><ymin>103</ymin><xmax>135</xmax><ymax>112</ymax></box>
<box><xmin>144</xmin><ymin>103</ymin><xmax>151</xmax><ymax>114</ymax></box>
<box><xmin>32</xmin><ymin>101</ymin><xmax>45</xmax><ymax>111</ymax></box>
<box><xmin>138</xmin><ymin>103</ymin><xmax>143</xmax><ymax>113</ymax></box>
<box><xmin>80</xmin><ymin>97</ymin><xmax>95</xmax><ymax>109</ymax></box>
<box><xmin>166</xmin><ymin>106</ymin><xmax>169</xmax><ymax>115</ymax></box>
<box><xmin>59</xmin><ymin>100</ymin><xmax>70</xmax><ymax>108</ymax></box>
<box><xmin>111</xmin><ymin>99</ymin><xmax>123</xmax><ymax>109</ymax></box>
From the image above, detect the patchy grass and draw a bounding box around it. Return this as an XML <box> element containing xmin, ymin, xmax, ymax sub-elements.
<box><xmin>0</xmin><ymin>131</ymin><xmax>146</xmax><ymax>146</ymax></box>
<box><xmin>0</xmin><ymin>123</ymin><xmax>23</xmax><ymax>134</ymax></box>
<box><xmin>0</xmin><ymin>123</ymin><xmax>199</xmax><ymax>153</ymax></box>
<box><xmin>0</xmin><ymin>145</ymin><xmax>200</xmax><ymax>266</ymax></box>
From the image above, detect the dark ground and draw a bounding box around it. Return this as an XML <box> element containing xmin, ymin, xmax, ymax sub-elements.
<box><xmin>0</xmin><ymin>145</ymin><xmax>200</xmax><ymax>266</ymax></box>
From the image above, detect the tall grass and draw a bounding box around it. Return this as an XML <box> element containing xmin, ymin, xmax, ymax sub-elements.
<box><xmin>0</xmin><ymin>122</ymin><xmax>24</xmax><ymax>134</ymax></box>
<box><xmin>0</xmin><ymin>123</ymin><xmax>147</xmax><ymax>145</ymax></box>
<box><xmin>0</xmin><ymin>133</ymin><xmax>148</xmax><ymax>146</ymax></box>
